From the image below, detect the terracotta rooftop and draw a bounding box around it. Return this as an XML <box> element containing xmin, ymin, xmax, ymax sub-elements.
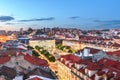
<box><xmin>0</xmin><ymin>66</ymin><xmax>16</xmax><ymax>80</ymax></box>
<box><xmin>29</xmin><ymin>77</ymin><xmax>42</xmax><ymax>80</ymax></box>
<box><xmin>24</xmin><ymin>54</ymin><xmax>49</xmax><ymax>67</ymax></box>
<box><xmin>103</xmin><ymin>67</ymin><xmax>120</xmax><ymax>79</ymax></box>
<box><xmin>0</xmin><ymin>49</ymin><xmax>17</xmax><ymax>56</ymax></box>
<box><xmin>79</xmin><ymin>68</ymin><xmax>85</xmax><ymax>74</ymax></box>
<box><xmin>31</xmin><ymin>37</ymin><xmax>54</xmax><ymax>40</ymax></box>
<box><xmin>79</xmin><ymin>47</ymin><xmax>101</xmax><ymax>54</ymax></box>
<box><xmin>97</xmin><ymin>71</ymin><xmax>105</xmax><ymax>76</ymax></box>
<box><xmin>63</xmin><ymin>39</ymin><xmax>80</xmax><ymax>43</ymax></box>
<box><xmin>71</xmin><ymin>56</ymin><xmax>120</xmax><ymax>79</ymax></box>
<box><xmin>76</xmin><ymin>59</ymin><xmax>100</xmax><ymax>70</ymax></box>
<box><xmin>76</xmin><ymin>59</ymin><xmax>92</xmax><ymax>64</ymax></box>
<box><xmin>111</xmin><ymin>43</ymin><xmax>120</xmax><ymax>47</ymax></box>
<box><xmin>0</xmin><ymin>55</ymin><xmax>10</xmax><ymax>64</ymax></box>
<box><xmin>86</xmin><ymin>47</ymin><xmax>101</xmax><ymax>54</ymax></box>
<box><xmin>98</xmin><ymin>58</ymin><xmax>119</xmax><ymax>67</ymax></box>
<box><xmin>79</xmin><ymin>35</ymin><xmax>111</xmax><ymax>41</ymax></box>
<box><xmin>26</xmin><ymin>68</ymin><xmax>55</xmax><ymax>79</ymax></box>
<box><xmin>86</xmin><ymin>63</ymin><xmax>100</xmax><ymax>70</ymax></box>
<box><xmin>106</xmin><ymin>50</ymin><xmax>120</xmax><ymax>56</ymax></box>
<box><xmin>61</xmin><ymin>54</ymin><xmax>80</xmax><ymax>63</ymax></box>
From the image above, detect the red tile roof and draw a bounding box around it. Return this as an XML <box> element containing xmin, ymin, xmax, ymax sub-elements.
<box><xmin>79</xmin><ymin>35</ymin><xmax>110</xmax><ymax>41</ymax></box>
<box><xmin>24</xmin><ymin>54</ymin><xmax>49</xmax><ymax>67</ymax></box>
<box><xmin>107</xmin><ymin>72</ymin><xmax>114</xmax><ymax>78</ymax></box>
<box><xmin>98</xmin><ymin>58</ymin><xmax>120</xmax><ymax>70</ymax></box>
<box><xmin>79</xmin><ymin>47</ymin><xmax>101</xmax><ymax>54</ymax></box>
<box><xmin>106</xmin><ymin>50</ymin><xmax>120</xmax><ymax>56</ymax></box>
<box><xmin>86</xmin><ymin>63</ymin><xmax>100</xmax><ymax>70</ymax></box>
<box><xmin>85</xmin><ymin>47</ymin><xmax>100</xmax><ymax>54</ymax></box>
<box><xmin>72</xmin><ymin>57</ymin><xmax>120</xmax><ymax>79</ymax></box>
<box><xmin>114</xmin><ymin>78</ymin><xmax>120</xmax><ymax>80</ymax></box>
<box><xmin>79</xmin><ymin>68</ymin><xmax>85</xmax><ymax>74</ymax></box>
<box><xmin>26</xmin><ymin>68</ymin><xmax>56</xmax><ymax>79</ymax></box>
<box><xmin>77</xmin><ymin>59</ymin><xmax>100</xmax><ymax>70</ymax></box>
<box><xmin>76</xmin><ymin>59</ymin><xmax>92</xmax><ymax>64</ymax></box>
<box><xmin>61</xmin><ymin>54</ymin><xmax>80</xmax><ymax>63</ymax></box>
<box><xmin>97</xmin><ymin>71</ymin><xmax>105</xmax><ymax>76</ymax></box>
<box><xmin>60</xmin><ymin>54</ymin><xmax>80</xmax><ymax>68</ymax></box>
<box><xmin>0</xmin><ymin>56</ymin><xmax>10</xmax><ymax>64</ymax></box>
<box><xmin>71</xmin><ymin>56</ymin><xmax>120</xmax><ymax>79</ymax></box>
<box><xmin>104</xmin><ymin>67</ymin><xmax>120</xmax><ymax>79</ymax></box>
<box><xmin>90</xmin><ymin>75</ymin><xmax>95</xmax><ymax>80</ymax></box>
<box><xmin>0</xmin><ymin>66</ymin><xmax>16</xmax><ymax>79</ymax></box>
<box><xmin>32</xmin><ymin>37</ymin><xmax>53</xmax><ymax>40</ymax></box>
<box><xmin>29</xmin><ymin>77</ymin><xmax>42</xmax><ymax>80</ymax></box>
<box><xmin>111</xmin><ymin>43</ymin><xmax>120</xmax><ymax>47</ymax></box>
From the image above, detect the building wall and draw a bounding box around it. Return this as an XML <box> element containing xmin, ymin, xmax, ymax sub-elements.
<box><xmin>94</xmin><ymin>74</ymin><xmax>102</xmax><ymax>80</ymax></box>
<box><xmin>71</xmin><ymin>68</ymin><xmax>81</xmax><ymax>80</ymax></box>
<box><xmin>29</xmin><ymin>40</ymin><xmax>55</xmax><ymax>50</ymax></box>
<box><xmin>62</xmin><ymin>40</ymin><xmax>83</xmax><ymax>51</ymax></box>
<box><xmin>82</xmin><ymin>43</ymin><xmax>119</xmax><ymax>52</ymax></box>
<box><xmin>57</xmin><ymin>61</ymin><xmax>74</xmax><ymax>80</ymax></box>
<box><xmin>87</xmin><ymin>70</ymin><xmax>97</xmax><ymax>77</ymax></box>
<box><xmin>71</xmin><ymin>67</ymin><xmax>93</xmax><ymax>80</ymax></box>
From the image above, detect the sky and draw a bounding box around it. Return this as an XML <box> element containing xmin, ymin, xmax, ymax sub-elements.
<box><xmin>0</xmin><ymin>0</ymin><xmax>120</xmax><ymax>31</ymax></box>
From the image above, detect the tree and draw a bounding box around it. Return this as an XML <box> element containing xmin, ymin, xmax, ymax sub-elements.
<box><xmin>65</xmin><ymin>46</ymin><xmax>71</xmax><ymax>49</ymax></box>
<box><xmin>27</xmin><ymin>45</ymin><xmax>34</xmax><ymax>50</ymax></box>
<box><xmin>41</xmin><ymin>49</ymin><xmax>55</xmax><ymax>62</ymax></box>
<box><xmin>32</xmin><ymin>50</ymin><xmax>40</xmax><ymax>56</ymax></box>
<box><xmin>49</xmin><ymin>56</ymin><xmax>55</xmax><ymax>62</ymax></box>
<box><xmin>35</xmin><ymin>45</ymin><xmax>40</xmax><ymax>50</ymax></box>
<box><xmin>96</xmin><ymin>31</ymin><xmax>102</xmax><ymax>34</ymax></box>
<box><xmin>28</xmin><ymin>27</ymin><xmax>33</xmax><ymax>33</ymax></box>
<box><xmin>44</xmin><ymin>51</ymin><xmax>49</xmax><ymax>56</ymax></box>
<box><xmin>56</xmin><ymin>44</ymin><xmax>62</xmax><ymax>49</ymax></box>
<box><xmin>82</xmin><ymin>31</ymin><xmax>87</xmax><ymax>34</ymax></box>
<box><xmin>36</xmin><ymin>29</ymin><xmax>44</xmax><ymax>35</ymax></box>
<box><xmin>68</xmin><ymin>49</ymin><xmax>74</xmax><ymax>54</ymax></box>
<box><xmin>59</xmin><ymin>46</ymin><xmax>66</xmax><ymax>51</ymax></box>
<box><xmin>41</xmin><ymin>50</ymin><xmax>48</xmax><ymax>54</ymax></box>
<box><xmin>39</xmin><ymin>47</ymin><xmax>44</xmax><ymax>49</ymax></box>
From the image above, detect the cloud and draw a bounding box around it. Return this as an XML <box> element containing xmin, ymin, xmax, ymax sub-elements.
<box><xmin>5</xmin><ymin>23</ymin><xmax>15</xmax><ymax>25</ymax></box>
<box><xmin>0</xmin><ymin>16</ymin><xmax>14</xmax><ymax>22</ymax></box>
<box><xmin>18</xmin><ymin>17</ymin><xmax>55</xmax><ymax>22</ymax></box>
<box><xmin>93</xmin><ymin>20</ymin><xmax>120</xmax><ymax>29</ymax></box>
<box><xmin>5</xmin><ymin>22</ymin><xmax>24</xmax><ymax>25</ymax></box>
<box><xmin>69</xmin><ymin>16</ymin><xmax>80</xmax><ymax>19</ymax></box>
<box><xmin>94</xmin><ymin>20</ymin><xmax>120</xmax><ymax>24</ymax></box>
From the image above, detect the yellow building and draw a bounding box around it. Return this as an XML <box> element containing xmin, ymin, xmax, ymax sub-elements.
<box><xmin>57</xmin><ymin>54</ymin><xmax>80</xmax><ymax>80</ymax></box>
<box><xmin>29</xmin><ymin>38</ymin><xmax>55</xmax><ymax>51</ymax></box>
<box><xmin>0</xmin><ymin>34</ymin><xmax>17</xmax><ymax>42</ymax></box>
<box><xmin>62</xmin><ymin>40</ymin><xmax>84</xmax><ymax>51</ymax></box>
<box><xmin>0</xmin><ymin>36</ymin><xmax>8</xmax><ymax>42</ymax></box>
<box><xmin>57</xmin><ymin>61</ymin><xmax>72</xmax><ymax>80</ymax></box>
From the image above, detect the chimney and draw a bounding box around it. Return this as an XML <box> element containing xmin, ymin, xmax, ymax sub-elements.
<box><xmin>113</xmin><ymin>72</ymin><xmax>117</xmax><ymax>78</ymax></box>
<box><xmin>84</xmin><ymin>48</ymin><xmax>90</xmax><ymax>57</ymax></box>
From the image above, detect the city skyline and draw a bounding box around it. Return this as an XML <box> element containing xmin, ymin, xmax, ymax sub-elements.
<box><xmin>0</xmin><ymin>0</ymin><xmax>120</xmax><ymax>31</ymax></box>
